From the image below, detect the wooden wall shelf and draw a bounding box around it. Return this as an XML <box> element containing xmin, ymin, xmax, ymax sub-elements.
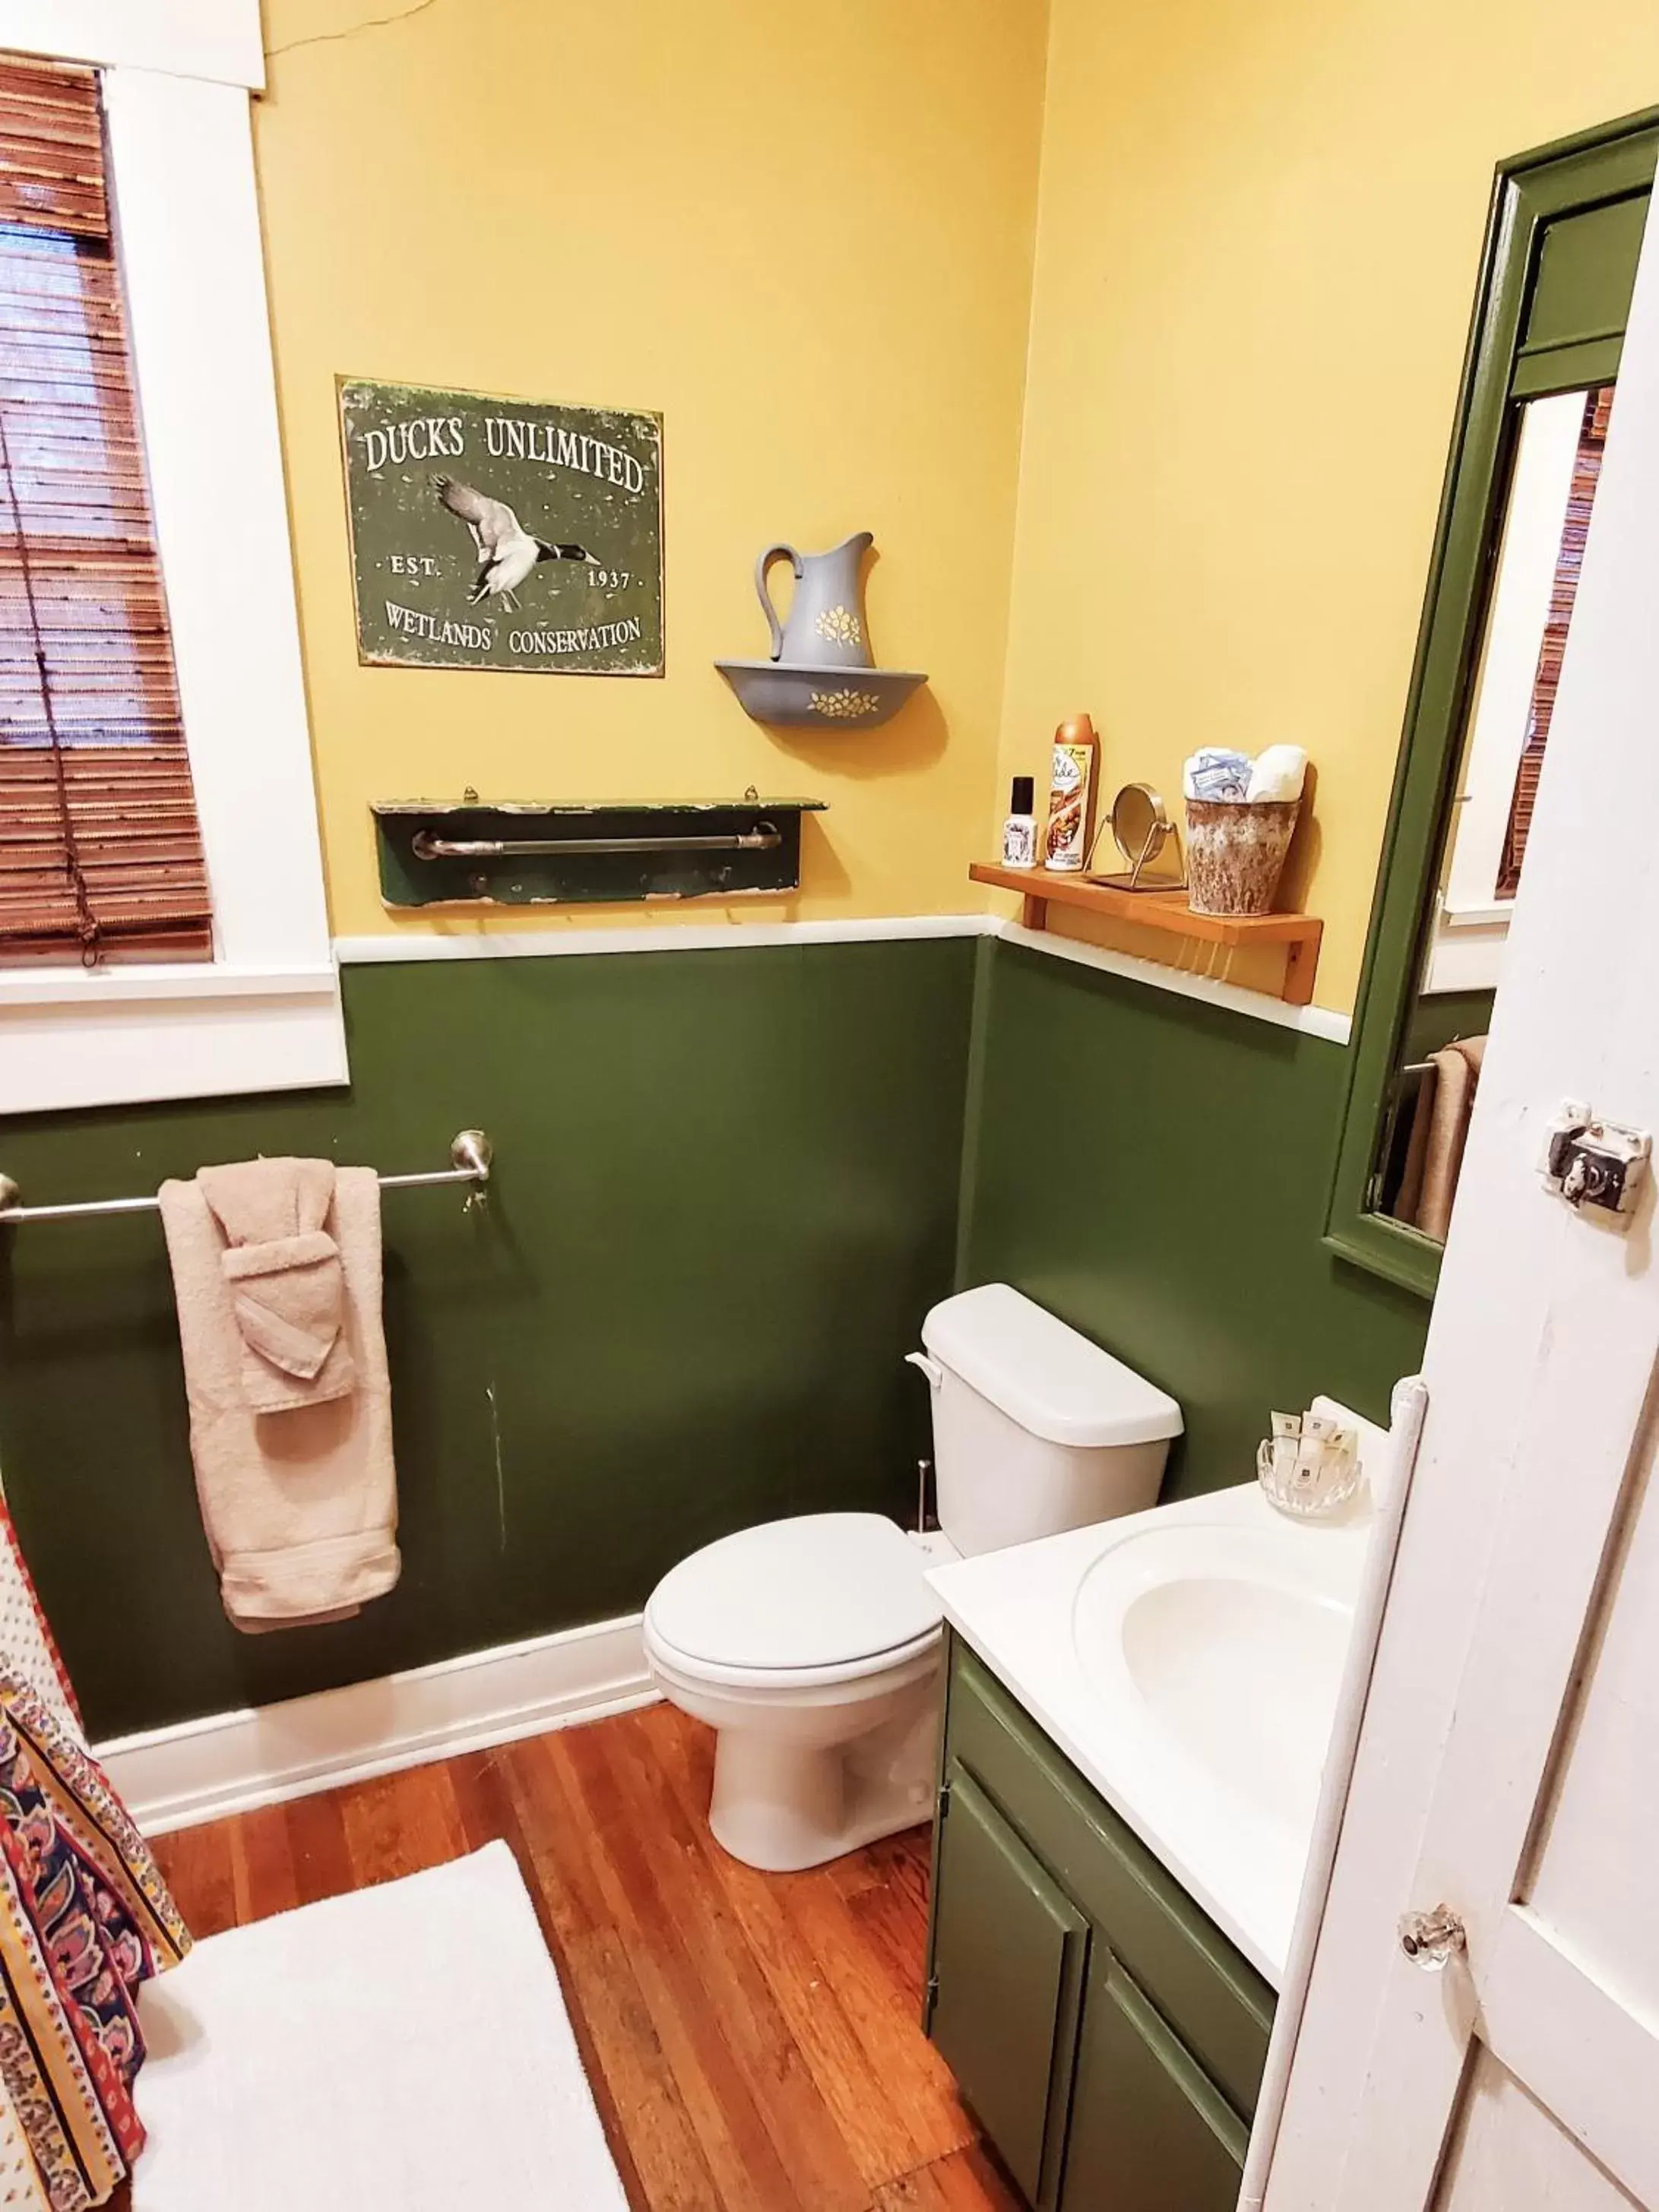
<box><xmin>970</xmin><ymin>862</ymin><xmax>1324</xmax><ymax>1006</ymax></box>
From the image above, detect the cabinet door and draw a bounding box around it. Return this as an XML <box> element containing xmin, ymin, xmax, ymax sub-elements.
<box><xmin>929</xmin><ymin>1765</ymin><xmax>1088</xmax><ymax>2207</ymax></box>
<box><xmin>942</xmin><ymin>1646</ymin><xmax>1273</xmax><ymax>2121</ymax></box>
<box><xmin>1059</xmin><ymin>1948</ymin><xmax>1246</xmax><ymax>2212</ymax></box>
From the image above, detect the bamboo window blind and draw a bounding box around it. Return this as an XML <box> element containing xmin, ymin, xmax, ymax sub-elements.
<box><xmin>1495</xmin><ymin>384</ymin><xmax>1613</xmax><ymax>900</ymax></box>
<box><xmin>0</xmin><ymin>53</ymin><xmax>212</xmax><ymax>963</ymax></box>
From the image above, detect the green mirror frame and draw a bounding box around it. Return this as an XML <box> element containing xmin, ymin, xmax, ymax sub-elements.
<box><xmin>1325</xmin><ymin>105</ymin><xmax>1659</xmax><ymax>1298</ymax></box>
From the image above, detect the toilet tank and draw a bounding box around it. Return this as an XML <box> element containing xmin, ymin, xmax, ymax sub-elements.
<box><xmin>913</xmin><ymin>1283</ymin><xmax>1182</xmax><ymax>1558</ymax></box>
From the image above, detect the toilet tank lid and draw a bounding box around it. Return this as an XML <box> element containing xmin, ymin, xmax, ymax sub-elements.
<box><xmin>920</xmin><ymin>1284</ymin><xmax>1183</xmax><ymax>1449</ymax></box>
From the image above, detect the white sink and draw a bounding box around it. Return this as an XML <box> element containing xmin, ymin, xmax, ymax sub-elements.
<box><xmin>926</xmin><ymin>1447</ymin><xmax>1383</xmax><ymax>1986</ymax></box>
<box><xmin>1075</xmin><ymin>1521</ymin><xmax>1359</xmax><ymax>1848</ymax></box>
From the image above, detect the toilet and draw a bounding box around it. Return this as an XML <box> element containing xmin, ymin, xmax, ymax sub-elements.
<box><xmin>643</xmin><ymin>1283</ymin><xmax>1183</xmax><ymax>1872</ymax></box>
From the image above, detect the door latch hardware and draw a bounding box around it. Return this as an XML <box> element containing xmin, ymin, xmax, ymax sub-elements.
<box><xmin>1398</xmin><ymin>1904</ymin><xmax>1466</xmax><ymax>1971</ymax></box>
<box><xmin>1541</xmin><ymin>1101</ymin><xmax>1651</xmax><ymax>1223</ymax></box>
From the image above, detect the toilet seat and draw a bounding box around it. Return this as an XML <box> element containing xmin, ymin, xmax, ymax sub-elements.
<box><xmin>644</xmin><ymin>1511</ymin><xmax>943</xmax><ymax>1688</ymax></box>
<box><xmin>645</xmin><ymin>1616</ymin><xmax>942</xmax><ymax>1695</ymax></box>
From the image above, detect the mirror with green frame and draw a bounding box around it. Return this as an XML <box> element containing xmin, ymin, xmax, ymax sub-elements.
<box><xmin>1325</xmin><ymin>108</ymin><xmax>1657</xmax><ymax>1299</ymax></box>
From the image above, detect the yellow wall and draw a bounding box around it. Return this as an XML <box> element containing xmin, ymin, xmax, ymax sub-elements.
<box><xmin>996</xmin><ymin>0</ymin><xmax>1659</xmax><ymax>1011</ymax></box>
<box><xmin>253</xmin><ymin>0</ymin><xmax>1048</xmax><ymax>938</ymax></box>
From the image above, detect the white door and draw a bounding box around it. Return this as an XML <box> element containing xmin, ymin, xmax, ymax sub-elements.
<box><xmin>1262</xmin><ymin>193</ymin><xmax>1659</xmax><ymax>2210</ymax></box>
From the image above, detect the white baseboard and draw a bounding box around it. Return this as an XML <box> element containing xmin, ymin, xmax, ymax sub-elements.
<box><xmin>95</xmin><ymin>1613</ymin><xmax>657</xmax><ymax>1837</ymax></box>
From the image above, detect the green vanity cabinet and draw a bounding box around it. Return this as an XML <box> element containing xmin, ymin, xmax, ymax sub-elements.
<box><xmin>924</xmin><ymin>1637</ymin><xmax>1275</xmax><ymax>2211</ymax></box>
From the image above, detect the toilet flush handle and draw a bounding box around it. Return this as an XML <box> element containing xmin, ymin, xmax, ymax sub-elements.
<box><xmin>905</xmin><ymin>1352</ymin><xmax>944</xmax><ymax>1389</ymax></box>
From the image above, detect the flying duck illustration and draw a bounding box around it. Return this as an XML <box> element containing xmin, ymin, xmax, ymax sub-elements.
<box><xmin>432</xmin><ymin>474</ymin><xmax>595</xmax><ymax>607</ymax></box>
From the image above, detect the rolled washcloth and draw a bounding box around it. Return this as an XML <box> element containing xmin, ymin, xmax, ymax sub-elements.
<box><xmin>1245</xmin><ymin>745</ymin><xmax>1309</xmax><ymax>802</ymax></box>
<box><xmin>159</xmin><ymin>1161</ymin><xmax>401</xmax><ymax>1633</ymax></box>
<box><xmin>198</xmin><ymin>1157</ymin><xmax>356</xmax><ymax>1413</ymax></box>
<box><xmin>1183</xmin><ymin>747</ymin><xmax>1253</xmax><ymax>800</ymax></box>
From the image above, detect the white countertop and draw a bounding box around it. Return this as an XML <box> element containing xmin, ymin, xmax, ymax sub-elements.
<box><xmin>926</xmin><ymin>1478</ymin><xmax>1376</xmax><ymax>1987</ymax></box>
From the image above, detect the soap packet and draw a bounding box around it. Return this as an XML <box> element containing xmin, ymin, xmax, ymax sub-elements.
<box><xmin>1265</xmin><ymin>1410</ymin><xmax>1300</xmax><ymax>1489</ymax></box>
<box><xmin>1183</xmin><ymin>747</ymin><xmax>1253</xmax><ymax>802</ymax></box>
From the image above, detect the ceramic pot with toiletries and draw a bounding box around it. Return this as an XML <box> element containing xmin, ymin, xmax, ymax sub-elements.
<box><xmin>1182</xmin><ymin>744</ymin><xmax>1307</xmax><ymax>914</ymax></box>
<box><xmin>1043</xmin><ymin>712</ymin><xmax>1100</xmax><ymax>871</ymax></box>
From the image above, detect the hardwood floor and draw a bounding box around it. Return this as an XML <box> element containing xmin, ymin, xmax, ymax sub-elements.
<box><xmin>146</xmin><ymin>1702</ymin><xmax>1021</xmax><ymax>2212</ymax></box>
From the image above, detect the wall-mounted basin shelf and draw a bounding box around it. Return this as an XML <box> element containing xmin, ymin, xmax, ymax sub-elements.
<box><xmin>376</xmin><ymin>798</ymin><xmax>826</xmax><ymax>908</ymax></box>
<box><xmin>970</xmin><ymin>862</ymin><xmax>1323</xmax><ymax>1006</ymax></box>
<box><xmin>716</xmin><ymin>660</ymin><xmax>926</xmax><ymax>730</ymax></box>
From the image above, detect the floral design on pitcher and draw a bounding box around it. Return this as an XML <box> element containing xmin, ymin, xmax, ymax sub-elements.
<box><xmin>814</xmin><ymin>606</ymin><xmax>863</xmax><ymax>648</ymax></box>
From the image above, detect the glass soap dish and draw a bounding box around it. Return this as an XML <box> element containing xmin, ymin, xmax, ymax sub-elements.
<box><xmin>1256</xmin><ymin>1413</ymin><xmax>1360</xmax><ymax>1520</ymax></box>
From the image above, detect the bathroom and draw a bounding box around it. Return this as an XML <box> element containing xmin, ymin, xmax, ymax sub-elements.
<box><xmin>1</xmin><ymin>1</ymin><xmax>1657</xmax><ymax>2207</ymax></box>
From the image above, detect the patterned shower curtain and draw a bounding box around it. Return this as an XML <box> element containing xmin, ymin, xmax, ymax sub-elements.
<box><xmin>0</xmin><ymin>1501</ymin><xmax>190</xmax><ymax>2209</ymax></box>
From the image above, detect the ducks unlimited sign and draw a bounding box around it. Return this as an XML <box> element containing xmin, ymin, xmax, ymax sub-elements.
<box><xmin>338</xmin><ymin>378</ymin><xmax>663</xmax><ymax>675</ymax></box>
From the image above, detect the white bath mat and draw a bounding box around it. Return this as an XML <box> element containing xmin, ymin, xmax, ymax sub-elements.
<box><xmin>132</xmin><ymin>1840</ymin><xmax>629</xmax><ymax>2211</ymax></box>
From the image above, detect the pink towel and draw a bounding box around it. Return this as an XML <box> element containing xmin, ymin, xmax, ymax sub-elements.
<box><xmin>159</xmin><ymin>1164</ymin><xmax>400</xmax><ymax>1633</ymax></box>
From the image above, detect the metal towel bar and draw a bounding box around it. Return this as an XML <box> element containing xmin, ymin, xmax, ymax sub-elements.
<box><xmin>0</xmin><ymin>1130</ymin><xmax>493</xmax><ymax>1226</ymax></box>
<box><xmin>410</xmin><ymin>825</ymin><xmax>781</xmax><ymax>861</ymax></box>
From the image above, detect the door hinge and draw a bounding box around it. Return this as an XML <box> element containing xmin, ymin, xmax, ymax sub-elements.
<box><xmin>937</xmin><ymin>1778</ymin><xmax>951</xmax><ymax>1820</ymax></box>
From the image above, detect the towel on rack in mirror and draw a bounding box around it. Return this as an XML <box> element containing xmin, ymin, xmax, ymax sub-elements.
<box><xmin>197</xmin><ymin>1159</ymin><xmax>356</xmax><ymax>1414</ymax></box>
<box><xmin>1393</xmin><ymin>1036</ymin><xmax>1488</xmax><ymax>1242</ymax></box>
<box><xmin>158</xmin><ymin>1164</ymin><xmax>400</xmax><ymax>1634</ymax></box>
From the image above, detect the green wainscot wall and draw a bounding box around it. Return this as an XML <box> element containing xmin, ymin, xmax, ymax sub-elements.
<box><xmin>0</xmin><ymin>929</ymin><xmax>1429</xmax><ymax>1744</ymax></box>
<box><xmin>959</xmin><ymin>941</ymin><xmax>1429</xmax><ymax>1497</ymax></box>
<box><xmin>0</xmin><ymin>939</ymin><xmax>975</xmax><ymax>1739</ymax></box>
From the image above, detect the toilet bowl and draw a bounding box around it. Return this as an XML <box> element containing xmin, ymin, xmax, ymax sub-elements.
<box><xmin>646</xmin><ymin>1284</ymin><xmax>1183</xmax><ymax>1872</ymax></box>
<box><xmin>644</xmin><ymin>1513</ymin><xmax>951</xmax><ymax>1872</ymax></box>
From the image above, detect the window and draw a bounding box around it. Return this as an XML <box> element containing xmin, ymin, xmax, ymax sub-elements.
<box><xmin>0</xmin><ymin>54</ymin><xmax>212</xmax><ymax>964</ymax></box>
<box><xmin>1495</xmin><ymin>384</ymin><xmax>1612</xmax><ymax>896</ymax></box>
<box><xmin>0</xmin><ymin>4</ymin><xmax>344</xmax><ymax>1115</ymax></box>
<box><xmin>1423</xmin><ymin>379</ymin><xmax>1616</xmax><ymax>995</ymax></box>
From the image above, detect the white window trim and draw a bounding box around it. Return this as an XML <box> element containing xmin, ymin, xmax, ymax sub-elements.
<box><xmin>0</xmin><ymin>2</ymin><xmax>264</xmax><ymax>90</ymax></box>
<box><xmin>0</xmin><ymin>2</ymin><xmax>344</xmax><ymax>1114</ymax></box>
<box><xmin>1422</xmin><ymin>903</ymin><xmax>1508</xmax><ymax>996</ymax></box>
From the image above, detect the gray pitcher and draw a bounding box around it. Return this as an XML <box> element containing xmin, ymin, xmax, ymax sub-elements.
<box><xmin>755</xmin><ymin>531</ymin><xmax>875</xmax><ymax>667</ymax></box>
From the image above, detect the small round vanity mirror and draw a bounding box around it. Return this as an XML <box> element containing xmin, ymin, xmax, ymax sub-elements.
<box><xmin>1097</xmin><ymin>783</ymin><xmax>1179</xmax><ymax>891</ymax></box>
